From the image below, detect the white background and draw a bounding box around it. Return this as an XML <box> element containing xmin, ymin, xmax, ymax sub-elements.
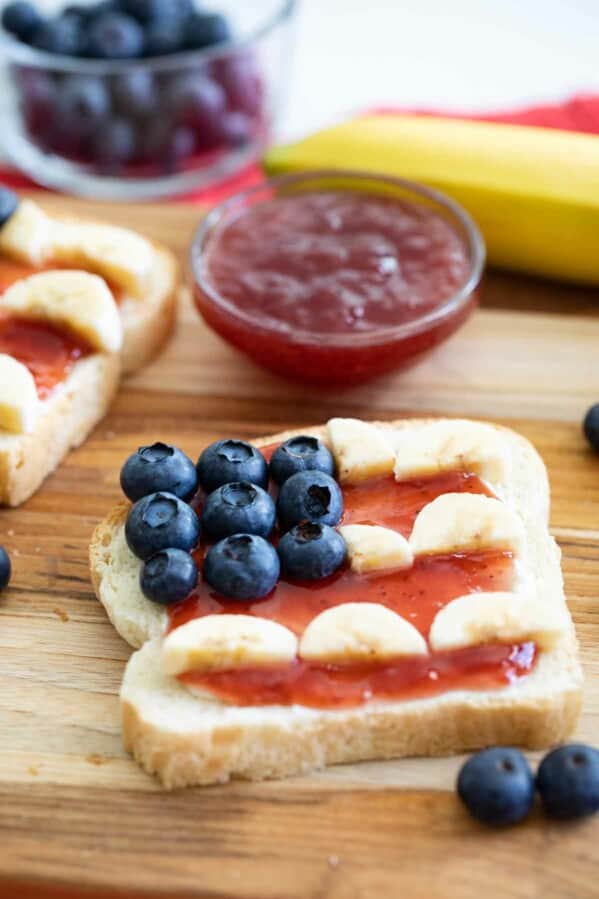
<box><xmin>282</xmin><ymin>0</ymin><xmax>599</xmax><ymax>139</ymax></box>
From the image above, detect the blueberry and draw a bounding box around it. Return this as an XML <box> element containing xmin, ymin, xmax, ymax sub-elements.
<box><xmin>86</xmin><ymin>12</ymin><xmax>144</xmax><ymax>59</ymax></box>
<box><xmin>140</xmin><ymin>547</ymin><xmax>198</xmax><ymax>605</ymax></box>
<box><xmin>125</xmin><ymin>491</ymin><xmax>200</xmax><ymax>560</ymax></box>
<box><xmin>197</xmin><ymin>439</ymin><xmax>268</xmax><ymax>494</ymax></box>
<box><xmin>121</xmin><ymin>442</ymin><xmax>198</xmax><ymax>502</ymax></box>
<box><xmin>270</xmin><ymin>436</ymin><xmax>335</xmax><ymax>486</ymax></box>
<box><xmin>85</xmin><ymin>0</ymin><xmax>120</xmax><ymax>23</ymax></box>
<box><xmin>94</xmin><ymin>116</ymin><xmax>136</xmax><ymax>171</ymax></box>
<box><xmin>0</xmin><ymin>545</ymin><xmax>11</xmax><ymax>591</ymax></box>
<box><xmin>169</xmin><ymin>74</ymin><xmax>226</xmax><ymax>134</ymax></box>
<box><xmin>213</xmin><ymin>54</ymin><xmax>261</xmax><ymax>117</ymax></box>
<box><xmin>583</xmin><ymin>404</ymin><xmax>599</xmax><ymax>454</ymax></box>
<box><xmin>1</xmin><ymin>1</ymin><xmax>42</xmax><ymax>40</ymax></box>
<box><xmin>142</xmin><ymin>119</ymin><xmax>196</xmax><ymax>169</ymax></box>
<box><xmin>143</xmin><ymin>18</ymin><xmax>182</xmax><ymax>56</ymax></box>
<box><xmin>185</xmin><ymin>12</ymin><xmax>231</xmax><ymax>50</ymax></box>
<box><xmin>537</xmin><ymin>744</ymin><xmax>599</xmax><ymax>820</ymax></box>
<box><xmin>202</xmin><ymin>481</ymin><xmax>276</xmax><ymax>541</ymax></box>
<box><xmin>121</xmin><ymin>0</ymin><xmax>178</xmax><ymax>25</ymax></box>
<box><xmin>204</xmin><ymin>534</ymin><xmax>279</xmax><ymax>600</ymax></box>
<box><xmin>277</xmin><ymin>470</ymin><xmax>343</xmax><ymax>531</ymax></box>
<box><xmin>31</xmin><ymin>16</ymin><xmax>83</xmax><ymax>55</ymax></box>
<box><xmin>112</xmin><ymin>69</ymin><xmax>156</xmax><ymax>119</ymax></box>
<box><xmin>56</xmin><ymin>75</ymin><xmax>111</xmax><ymax>140</ymax></box>
<box><xmin>219</xmin><ymin>111</ymin><xmax>252</xmax><ymax>148</ymax></box>
<box><xmin>278</xmin><ymin>523</ymin><xmax>346</xmax><ymax>581</ymax></box>
<box><xmin>457</xmin><ymin>747</ymin><xmax>535</xmax><ymax>827</ymax></box>
<box><xmin>0</xmin><ymin>187</ymin><xmax>19</xmax><ymax>228</ymax></box>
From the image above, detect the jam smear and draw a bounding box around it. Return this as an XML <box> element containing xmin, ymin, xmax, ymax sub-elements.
<box><xmin>181</xmin><ymin>642</ymin><xmax>536</xmax><ymax>708</ymax></box>
<box><xmin>0</xmin><ymin>313</ymin><xmax>92</xmax><ymax>399</ymax></box>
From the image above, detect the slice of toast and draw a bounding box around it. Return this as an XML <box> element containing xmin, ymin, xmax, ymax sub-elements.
<box><xmin>0</xmin><ymin>198</ymin><xmax>179</xmax><ymax>374</ymax></box>
<box><xmin>90</xmin><ymin>419</ymin><xmax>583</xmax><ymax>788</ymax></box>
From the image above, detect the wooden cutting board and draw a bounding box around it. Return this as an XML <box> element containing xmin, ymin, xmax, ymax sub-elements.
<box><xmin>1</xmin><ymin>194</ymin><xmax>598</xmax><ymax>899</ymax></box>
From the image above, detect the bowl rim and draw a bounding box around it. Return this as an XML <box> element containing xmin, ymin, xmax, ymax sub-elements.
<box><xmin>189</xmin><ymin>168</ymin><xmax>486</xmax><ymax>349</ymax></box>
<box><xmin>0</xmin><ymin>0</ymin><xmax>297</xmax><ymax>73</ymax></box>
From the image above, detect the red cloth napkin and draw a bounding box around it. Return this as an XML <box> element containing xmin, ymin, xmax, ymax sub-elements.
<box><xmin>2</xmin><ymin>93</ymin><xmax>599</xmax><ymax>204</ymax></box>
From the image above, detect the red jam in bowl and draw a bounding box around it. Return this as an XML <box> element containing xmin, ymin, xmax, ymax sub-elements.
<box><xmin>192</xmin><ymin>173</ymin><xmax>484</xmax><ymax>385</ymax></box>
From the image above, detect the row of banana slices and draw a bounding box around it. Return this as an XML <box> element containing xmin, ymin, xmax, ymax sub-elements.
<box><xmin>160</xmin><ymin>418</ymin><xmax>566</xmax><ymax>680</ymax></box>
<box><xmin>0</xmin><ymin>200</ymin><xmax>155</xmax><ymax>435</ymax></box>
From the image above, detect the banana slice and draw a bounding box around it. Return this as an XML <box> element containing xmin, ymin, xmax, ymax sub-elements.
<box><xmin>0</xmin><ymin>354</ymin><xmax>39</xmax><ymax>434</ymax></box>
<box><xmin>51</xmin><ymin>222</ymin><xmax>153</xmax><ymax>298</ymax></box>
<box><xmin>393</xmin><ymin>420</ymin><xmax>510</xmax><ymax>487</ymax></box>
<box><xmin>327</xmin><ymin>418</ymin><xmax>396</xmax><ymax>483</ymax></box>
<box><xmin>409</xmin><ymin>493</ymin><xmax>525</xmax><ymax>556</ymax></box>
<box><xmin>0</xmin><ymin>199</ymin><xmax>52</xmax><ymax>266</ymax></box>
<box><xmin>429</xmin><ymin>592</ymin><xmax>567</xmax><ymax>652</ymax></box>
<box><xmin>2</xmin><ymin>270</ymin><xmax>122</xmax><ymax>354</ymax></box>
<box><xmin>161</xmin><ymin>615</ymin><xmax>298</xmax><ymax>676</ymax></box>
<box><xmin>339</xmin><ymin>524</ymin><xmax>413</xmax><ymax>573</ymax></box>
<box><xmin>0</xmin><ymin>200</ymin><xmax>153</xmax><ymax>296</ymax></box>
<box><xmin>299</xmin><ymin>602</ymin><xmax>427</xmax><ymax>663</ymax></box>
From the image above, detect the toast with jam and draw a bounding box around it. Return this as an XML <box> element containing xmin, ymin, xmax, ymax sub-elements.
<box><xmin>90</xmin><ymin>418</ymin><xmax>583</xmax><ymax>787</ymax></box>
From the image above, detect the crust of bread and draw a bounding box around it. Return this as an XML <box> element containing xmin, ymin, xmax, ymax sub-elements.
<box><xmin>90</xmin><ymin>419</ymin><xmax>583</xmax><ymax>787</ymax></box>
<box><xmin>0</xmin><ymin>354</ymin><xmax>120</xmax><ymax>506</ymax></box>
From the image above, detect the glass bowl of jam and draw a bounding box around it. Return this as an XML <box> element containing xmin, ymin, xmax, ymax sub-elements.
<box><xmin>190</xmin><ymin>170</ymin><xmax>485</xmax><ymax>386</ymax></box>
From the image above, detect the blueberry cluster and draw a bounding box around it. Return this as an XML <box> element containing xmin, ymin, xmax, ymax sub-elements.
<box><xmin>2</xmin><ymin>1</ymin><xmax>262</xmax><ymax>173</ymax></box>
<box><xmin>121</xmin><ymin>436</ymin><xmax>347</xmax><ymax>605</ymax></box>
<box><xmin>457</xmin><ymin>744</ymin><xmax>599</xmax><ymax>826</ymax></box>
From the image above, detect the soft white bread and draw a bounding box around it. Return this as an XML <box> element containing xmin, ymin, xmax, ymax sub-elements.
<box><xmin>0</xmin><ymin>353</ymin><xmax>120</xmax><ymax>506</ymax></box>
<box><xmin>0</xmin><ymin>200</ymin><xmax>179</xmax><ymax>374</ymax></box>
<box><xmin>90</xmin><ymin>419</ymin><xmax>583</xmax><ymax>787</ymax></box>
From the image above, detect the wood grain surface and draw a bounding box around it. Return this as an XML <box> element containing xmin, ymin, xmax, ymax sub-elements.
<box><xmin>0</xmin><ymin>194</ymin><xmax>598</xmax><ymax>899</ymax></box>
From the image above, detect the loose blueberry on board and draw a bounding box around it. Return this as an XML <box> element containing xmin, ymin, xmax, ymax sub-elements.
<box><xmin>204</xmin><ymin>533</ymin><xmax>280</xmax><ymax>601</ymax></box>
<box><xmin>0</xmin><ymin>546</ymin><xmax>11</xmax><ymax>592</ymax></box>
<box><xmin>278</xmin><ymin>522</ymin><xmax>346</xmax><ymax>581</ymax></box>
<box><xmin>1</xmin><ymin>1</ymin><xmax>42</xmax><ymax>41</ymax></box>
<box><xmin>0</xmin><ymin>188</ymin><xmax>19</xmax><ymax>228</ymax></box>
<box><xmin>140</xmin><ymin>547</ymin><xmax>198</xmax><ymax>604</ymax></box>
<box><xmin>202</xmin><ymin>481</ymin><xmax>276</xmax><ymax>541</ymax></box>
<box><xmin>197</xmin><ymin>439</ymin><xmax>268</xmax><ymax>494</ymax></box>
<box><xmin>583</xmin><ymin>404</ymin><xmax>599</xmax><ymax>454</ymax></box>
<box><xmin>277</xmin><ymin>470</ymin><xmax>344</xmax><ymax>531</ymax></box>
<box><xmin>457</xmin><ymin>747</ymin><xmax>535</xmax><ymax>827</ymax></box>
<box><xmin>125</xmin><ymin>491</ymin><xmax>200</xmax><ymax>560</ymax></box>
<box><xmin>184</xmin><ymin>11</ymin><xmax>231</xmax><ymax>50</ymax></box>
<box><xmin>94</xmin><ymin>116</ymin><xmax>137</xmax><ymax>170</ymax></box>
<box><xmin>121</xmin><ymin>443</ymin><xmax>198</xmax><ymax>502</ymax></box>
<box><xmin>86</xmin><ymin>12</ymin><xmax>144</xmax><ymax>58</ymax></box>
<box><xmin>269</xmin><ymin>435</ymin><xmax>335</xmax><ymax>486</ymax></box>
<box><xmin>536</xmin><ymin>744</ymin><xmax>599</xmax><ymax>820</ymax></box>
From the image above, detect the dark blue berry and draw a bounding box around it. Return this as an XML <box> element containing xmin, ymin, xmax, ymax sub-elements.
<box><xmin>85</xmin><ymin>0</ymin><xmax>120</xmax><ymax>23</ymax></box>
<box><xmin>2</xmin><ymin>1</ymin><xmax>42</xmax><ymax>40</ymax></box>
<box><xmin>197</xmin><ymin>439</ymin><xmax>268</xmax><ymax>494</ymax></box>
<box><xmin>169</xmin><ymin>74</ymin><xmax>226</xmax><ymax>133</ymax></box>
<box><xmin>277</xmin><ymin>470</ymin><xmax>343</xmax><ymax>531</ymax></box>
<box><xmin>112</xmin><ymin>69</ymin><xmax>156</xmax><ymax>119</ymax></box>
<box><xmin>204</xmin><ymin>534</ymin><xmax>279</xmax><ymax>601</ymax></box>
<box><xmin>56</xmin><ymin>75</ymin><xmax>111</xmax><ymax>140</ymax></box>
<box><xmin>18</xmin><ymin>68</ymin><xmax>58</xmax><ymax>142</ymax></box>
<box><xmin>537</xmin><ymin>744</ymin><xmax>599</xmax><ymax>820</ymax></box>
<box><xmin>583</xmin><ymin>404</ymin><xmax>599</xmax><ymax>454</ymax></box>
<box><xmin>278</xmin><ymin>522</ymin><xmax>346</xmax><ymax>581</ymax></box>
<box><xmin>213</xmin><ymin>54</ymin><xmax>261</xmax><ymax>116</ymax></box>
<box><xmin>220</xmin><ymin>111</ymin><xmax>251</xmax><ymax>148</ymax></box>
<box><xmin>457</xmin><ymin>747</ymin><xmax>535</xmax><ymax>827</ymax></box>
<box><xmin>86</xmin><ymin>12</ymin><xmax>144</xmax><ymax>59</ymax></box>
<box><xmin>142</xmin><ymin>119</ymin><xmax>196</xmax><ymax>169</ymax></box>
<box><xmin>0</xmin><ymin>545</ymin><xmax>11</xmax><ymax>591</ymax></box>
<box><xmin>140</xmin><ymin>547</ymin><xmax>198</xmax><ymax>605</ymax></box>
<box><xmin>0</xmin><ymin>188</ymin><xmax>19</xmax><ymax>228</ymax></box>
<box><xmin>125</xmin><ymin>491</ymin><xmax>200</xmax><ymax>560</ymax></box>
<box><xmin>185</xmin><ymin>12</ymin><xmax>230</xmax><ymax>49</ymax></box>
<box><xmin>31</xmin><ymin>16</ymin><xmax>83</xmax><ymax>54</ymax></box>
<box><xmin>94</xmin><ymin>116</ymin><xmax>136</xmax><ymax>170</ymax></box>
<box><xmin>202</xmin><ymin>481</ymin><xmax>275</xmax><ymax>541</ymax></box>
<box><xmin>121</xmin><ymin>0</ymin><xmax>176</xmax><ymax>25</ymax></box>
<box><xmin>143</xmin><ymin>18</ymin><xmax>182</xmax><ymax>56</ymax></box>
<box><xmin>121</xmin><ymin>442</ymin><xmax>198</xmax><ymax>502</ymax></box>
<box><xmin>270</xmin><ymin>435</ymin><xmax>335</xmax><ymax>486</ymax></box>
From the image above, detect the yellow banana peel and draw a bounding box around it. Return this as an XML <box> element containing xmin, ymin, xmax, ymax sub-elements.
<box><xmin>265</xmin><ymin>115</ymin><xmax>599</xmax><ymax>285</ymax></box>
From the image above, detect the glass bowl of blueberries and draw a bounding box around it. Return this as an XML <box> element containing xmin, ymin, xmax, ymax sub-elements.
<box><xmin>0</xmin><ymin>0</ymin><xmax>296</xmax><ymax>198</ymax></box>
